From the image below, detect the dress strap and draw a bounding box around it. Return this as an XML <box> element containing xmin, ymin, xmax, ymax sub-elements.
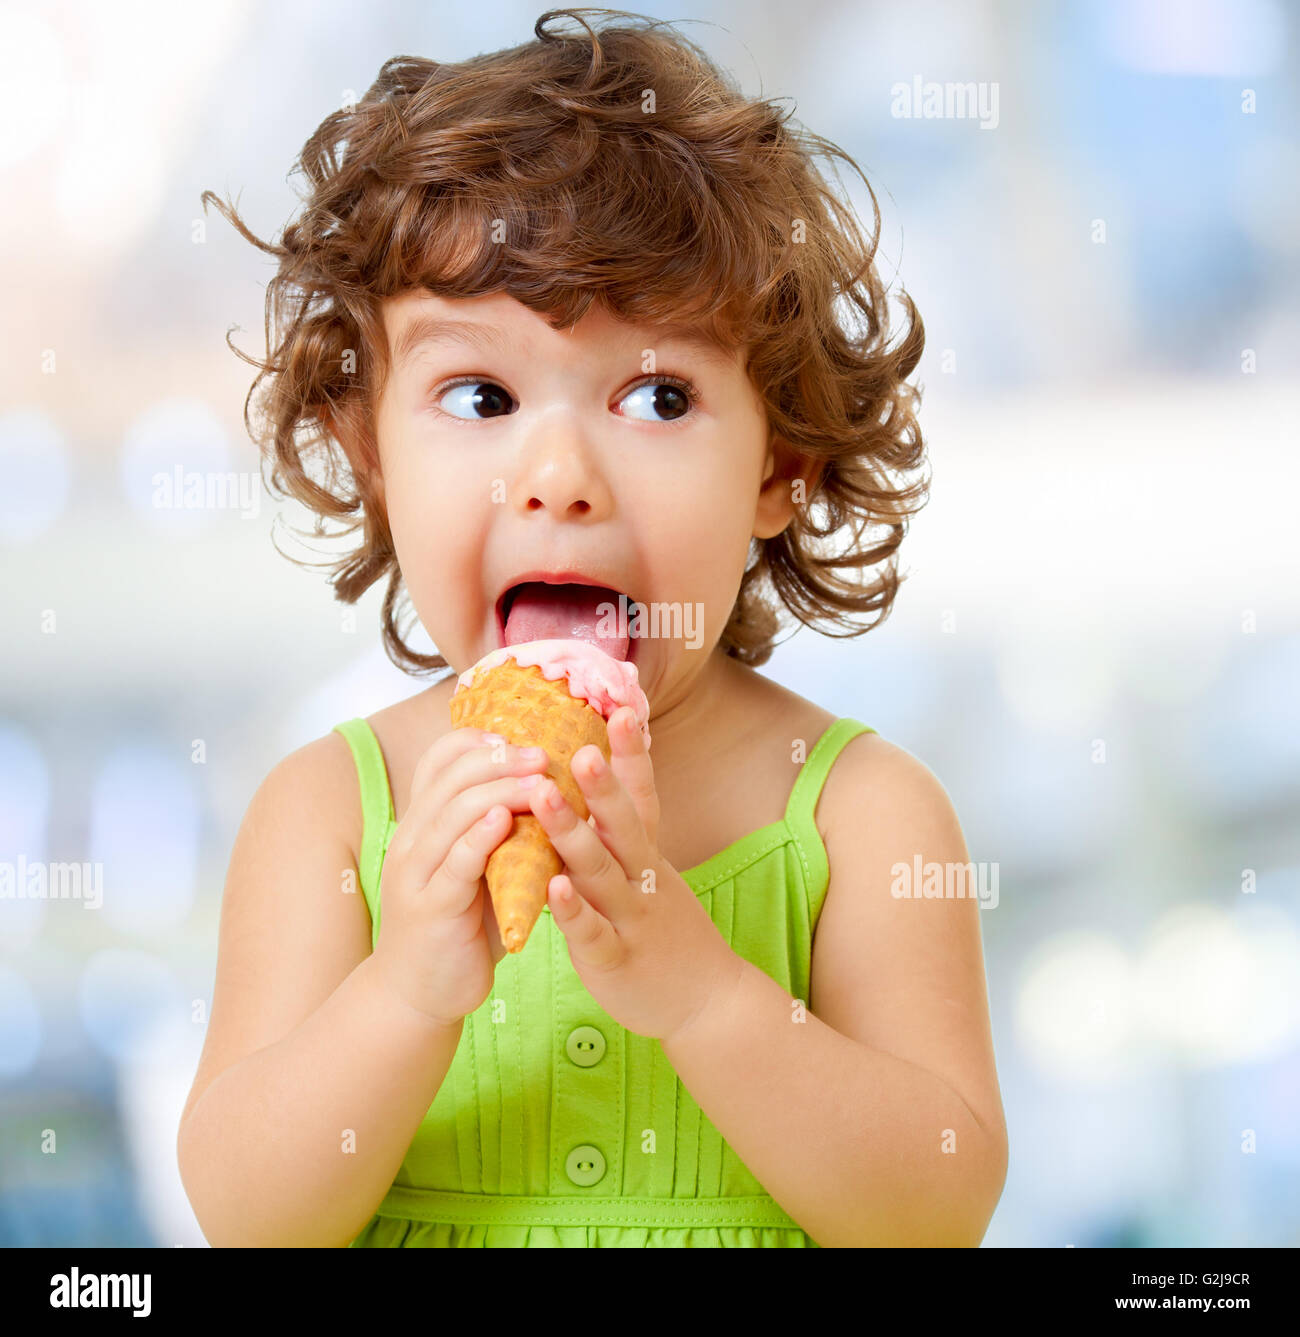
<box><xmin>783</xmin><ymin>718</ymin><xmax>877</xmax><ymax>896</ymax></box>
<box><xmin>333</xmin><ymin>719</ymin><xmax>396</xmax><ymax>906</ymax></box>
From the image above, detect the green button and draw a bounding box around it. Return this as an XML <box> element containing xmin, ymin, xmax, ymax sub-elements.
<box><xmin>565</xmin><ymin>1144</ymin><xmax>606</xmax><ymax>1187</ymax></box>
<box><xmin>565</xmin><ymin>1025</ymin><xmax>606</xmax><ymax>1067</ymax></box>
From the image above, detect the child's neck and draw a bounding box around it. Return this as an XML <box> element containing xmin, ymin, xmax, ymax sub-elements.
<box><xmin>639</xmin><ymin>643</ymin><xmax>753</xmax><ymax>784</ymax></box>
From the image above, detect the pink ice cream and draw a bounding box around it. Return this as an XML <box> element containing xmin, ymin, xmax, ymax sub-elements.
<box><xmin>455</xmin><ymin>638</ymin><xmax>651</xmax><ymax>749</ymax></box>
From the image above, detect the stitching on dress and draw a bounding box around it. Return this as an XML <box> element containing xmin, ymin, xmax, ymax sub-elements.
<box><xmin>685</xmin><ymin>826</ymin><xmax>791</xmax><ymax>890</ymax></box>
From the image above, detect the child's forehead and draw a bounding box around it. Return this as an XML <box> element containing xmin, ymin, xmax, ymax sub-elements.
<box><xmin>382</xmin><ymin>290</ymin><xmax>741</xmax><ymax>367</ymax></box>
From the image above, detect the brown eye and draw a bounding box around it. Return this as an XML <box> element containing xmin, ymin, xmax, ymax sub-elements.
<box><xmin>438</xmin><ymin>381</ymin><xmax>515</xmax><ymax>420</ymax></box>
<box><xmin>618</xmin><ymin>378</ymin><xmax>697</xmax><ymax>422</ymax></box>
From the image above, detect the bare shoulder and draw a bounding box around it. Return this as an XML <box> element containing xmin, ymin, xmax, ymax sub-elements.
<box><xmin>821</xmin><ymin>728</ymin><xmax>961</xmax><ymax>840</ymax></box>
<box><xmin>810</xmin><ymin>730</ymin><xmax>1007</xmax><ymax>1153</ymax></box>
<box><xmin>178</xmin><ymin>728</ymin><xmax>370</xmax><ymax>1133</ymax></box>
<box><xmin>266</xmin><ymin>729</ymin><xmax>366</xmax><ymax>862</ymax></box>
<box><xmin>815</xmin><ymin>727</ymin><xmax>969</xmax><ymax>922</ymax></box>
<box><xmin>218</xmin><ymin>728</ymin><xmax>368</xmax><ymax>893</ymax></box>
<box><xmin>728</xmin><ymin>663</ymin><xmax>897</xmax><ymax>814</ymax></box>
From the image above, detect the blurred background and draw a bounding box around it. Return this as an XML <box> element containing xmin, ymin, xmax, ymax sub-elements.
<box><xmin>1</xmin><ymin>0</ymin><xmax>1297</xmax><ymax>1247</ymax></box>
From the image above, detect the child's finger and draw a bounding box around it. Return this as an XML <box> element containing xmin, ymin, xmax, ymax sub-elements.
<box><xmin>604</xmin><ymin>707</ymin><xmax>659</xmax><ymax>844</ymax></box>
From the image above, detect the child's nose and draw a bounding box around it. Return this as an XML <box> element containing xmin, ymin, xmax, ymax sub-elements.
<box><xmin>513</xmin><ymin>432</ymin><xmax>613</xmax><ymax>520</ymax></box>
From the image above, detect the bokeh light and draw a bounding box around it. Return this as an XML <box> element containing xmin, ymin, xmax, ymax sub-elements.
<box><xmin>119</xmin><ymin>398</ymin><xmax>238</xmax><ymax>537</ymax></box>
<box><xmin>0</xmin><ymin>411</ymin><xmax>70</xmax><ymax>544</ymax></box>
<box><xmin>0</xmin><ymin>968</ymin><xmax>43</xmax><ymax>1079</ymax></box>
<box><xmin>77</xmin><ymin>949</ymin><xmax>185</xmax><ymax>1066</ymax></box>
<box><xmin>0</xmin><ymin>6</ymin><xmax>64</xmax><ymax>169</ymax></box>
<box><xmin>0</xmin><ymin>722</ymin><xmax>51</xmax><ymax>949</ymax></box>
<box><xmin>88</xmin><ymin>743</ymin><xmax>200</xmax><ymax>937</ymax></box>
<box><xmin>1136</xmin><ymin>904</ymin><xmax>1300</xmax><ymax>1066</ymax></box>
<box><xmin>1102</xmin><ymin>0</ymin><xmax>1286</xmax><ymax>76</ymax></box>
<box><xmin>1016</xmin><ymin>932</ymin><xmax>1142</xmax><ymax>1084</ymax></box>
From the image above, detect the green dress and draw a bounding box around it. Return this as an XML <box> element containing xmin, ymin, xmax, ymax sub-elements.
<box><xmin>333</xmin><ymin>714</ymin><xmax>875</xmax><ymax>1247</ymax></box>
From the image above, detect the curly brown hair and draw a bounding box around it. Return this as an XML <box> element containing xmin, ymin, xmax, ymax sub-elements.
<box><xmin>202</xmin><ymin>7</ymin><xmax>928</xmax><ymax>676</ymax></box>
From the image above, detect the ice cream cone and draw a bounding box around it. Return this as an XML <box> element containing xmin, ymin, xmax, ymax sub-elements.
<box><xmin>450</xmin><ymin>657</ymin><xmax>611</xmax><ymax>953</ymax></box>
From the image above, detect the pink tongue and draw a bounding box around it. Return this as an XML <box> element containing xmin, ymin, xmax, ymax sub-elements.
<box><xmin>504</xmin><ymin>583</ymin><xmax>629</xmax><ymax>660</ymax></box>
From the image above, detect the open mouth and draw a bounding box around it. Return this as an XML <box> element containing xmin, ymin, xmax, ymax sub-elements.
<box><xmin>495</xmin><ymin>581</ymin><xmax>640</xmax><ymax>664</ymax></box>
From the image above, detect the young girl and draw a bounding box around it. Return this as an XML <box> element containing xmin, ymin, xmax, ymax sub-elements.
<box><xmin>177</xmin><ymin>9</ymin><xmax>1007</xmax><ymax>1248</ymax></box>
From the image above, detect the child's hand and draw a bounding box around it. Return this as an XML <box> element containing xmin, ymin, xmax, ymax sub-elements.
<box><xmin>522</xmin><ymin>705</ymin><xmax>745</xmax><ymax>1042</ymax></box>
<box><xmin>369</xmin><ymin>727</ymin><xmax>551</xmax><ymax>1028</ymax></box>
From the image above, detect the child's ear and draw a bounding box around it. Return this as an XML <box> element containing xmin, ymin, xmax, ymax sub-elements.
<box><xmin>753</xmin><ymin>437</ymin><xmax>821</xmax><ymax>540</ymax></box>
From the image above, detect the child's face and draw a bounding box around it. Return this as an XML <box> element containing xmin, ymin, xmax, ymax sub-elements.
<box><xmin>372</xmin><ymin>290</ymin><xmax>799</xmax><ymax>704</ymax></box>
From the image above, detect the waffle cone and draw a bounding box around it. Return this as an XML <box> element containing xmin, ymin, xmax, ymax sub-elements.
<box><xmin>449</xmin><ymin>657</ymin><xmax>611</xmax><ymax>952</ymax></box>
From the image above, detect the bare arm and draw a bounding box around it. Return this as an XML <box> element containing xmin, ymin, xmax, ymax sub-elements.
<box><xmin>661</xmin><ymin>735</ymin><xmax>1008</xmax><ymax>1247</ymax></box>
<box><xmin>176</xmin><ymin>735</ymin><xmax>459</xmax><ymax>1248</ymax></box>
<box><xmin>179</xmin><ymin>958</ymin><xmax>462</xmax><ymax>1248</ymax></box>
